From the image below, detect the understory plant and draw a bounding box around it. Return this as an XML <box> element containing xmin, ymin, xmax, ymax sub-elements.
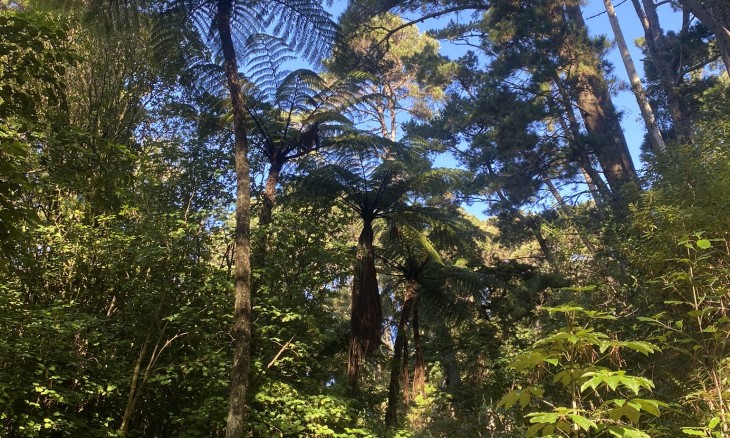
<box><xmin>498</xmin><ymin>304</ymin><xmax>665</xmax><ymax>437</ymax></box>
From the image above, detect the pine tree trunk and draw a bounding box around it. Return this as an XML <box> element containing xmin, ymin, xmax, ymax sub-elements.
<box><xmin>348</xmin><ymin>218</ymin><xmax>383</xmax><ymax>391</ymax></box>
<box><xmin>552</xmin><ymin>78</ymin><xmax>611</xmax><ymax>207</ymax></box>
<box><xmin>571</xmin><ymin>68</ymin><xmax>636</xmax><ymax>195</ymax></box>
<box><xmin>217</xmin><ymin>0</ymin><xmax>253</xmax><ymax>436</ymax></box>
<box><xmin>604</xmin><ymin>0</ymin><xmax>666</xmax><ymax>153</ymax></box>
<box><xmin>580</xmin><ymin>167</ymin><xmax>605</xmax><ymax>210</ymax></box>
<box><xmin>385</xmin><ymin>285</ymin><xmax>415</xmax><ymax>428</ymax></box>
<box><xmin>565</xmin><ymin>4</ymin><xmax>639</xmax><ymax>200</ymax></box>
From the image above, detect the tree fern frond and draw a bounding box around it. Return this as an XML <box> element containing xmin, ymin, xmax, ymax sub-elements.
<box><xmin>263</xmin><ymin>0</ymin><xmax>337</xmax><ymax>65</ymax></box>
<box><xmin>241</xmin><ymin>33</ymin><xmax>294</xmax><ymax>100</ymax></box>
<box><xmin>231</xmin><ymin>0</ymin><xmax>266</xmax><ymax>36</ymax></box>
<box><xmin>188</xmin><ymin>61</ymin><xmax>227</xmax><ymax>93</ymax></box>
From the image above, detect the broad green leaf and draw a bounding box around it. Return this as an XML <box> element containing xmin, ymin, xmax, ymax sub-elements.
<box><xmin>708</xmin><ymin>417</ymin><xmax>720</xmax><ymax>429</ymax></box>
<box><xmin>623</xmin><ymin>403</ymin><xmax>641</xmax><ymax>424</ymax></box>
<box><xmin>526</xmin><ymin>423</ymin><xmax>543</xmax><ymax>437</ymax></box>
<box><xmin>634</xmin><ymin>399</ymin><xmax>662</xmax><ymax>417</ymax></box>
<box><xmin>518</xmin><ymin>390</ymin><xmax>531</xmax><ymax>408</ymax></box>
<box><xmin>569</xmin><ymin>414</ymin><xmax>596</xmax><ymax>431</ymax></box>
<box><xmin>696</xmin><ymin>239</ymin><xmax>711</xmax><ymax>249</ymax></box>
<box><xmin>527</xmin><ymin>412</ymin><xmax>560</xmax><ymax>424</ymax></box>
<box><xmin>681</xmin><ymin>429</ymin><xmax>708</xmax><ymax>436</ymax></box>
<box><xmin>497</xmin><ymin>390</ymin><xmax>520</xmax><ymax>410</ymax></box>
<box><xmin>581</xmin><ymin>375</ymin><xmax>603</xmax><ymax>392</ymax></box>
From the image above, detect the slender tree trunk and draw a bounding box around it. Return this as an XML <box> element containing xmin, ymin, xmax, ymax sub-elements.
<box><xmin>630</xmin><ymin>0</ymin><xmax>691</xmax><ymax>139</ymax></box>
<box><xmin>385</xmin><ymin>284</ymin><xmax>415</xmax><ymax>428</ymax></box>
<box><xmin>217</xmin><ymin>0</ymin><xmax>253</xmax><ymax>436</ymax></box>
<box><xmin>489</xmin><ymin>170</ymin><xmax>559</xmax><ymax>270</ymax></box>
<box><xmin>119</xmin><ymin>293</ymin><xmax>166</xmax><ymax>437</ymax></box>
<box><xmin>580</xmin><ymin>167</ymin><xmax>605</xmax><ymax>210</ymax></box>
<box><xmin>544</xmin><ymin>177</ymin><xmax>568</xmax><ymax>215</ymax></box>
<box><xmin>565</xmin><ymin>4</ymin><xmax>639</xmax><ymax>200</ymax></box>
<box><xmin>375</xmin><ymin>96</ymin><xmax>390</xmax><ymax>140</ymax></box>
<box><xmin>543</xmin><ymin>177</ymin><xmax>597</xmax><ymax>254</ymax></box>
<box><xmin>526</xmin><ymin>213</ymin><xmax>558</xmax><ymax>269</ymax></box>
<box><xmin>389</xmin><ymin>99</ymin><xmax>398</xmax><ymax>142</ymax></box>
<box><xmin>679</xmin><ymin>0</ymin><xmax>730</xmax><ymax>73</ymax></box>
<box><xmin>348</xmin><ymin>218</ymin><xmax>383</xmax><ymax>391</ymax></box>
<box><xmin>411</xmin><ymin>300</ymin><xmax>425</xmax><ymax>400</ymax></box>
<box><xmin>119</xmin><ymin>327</ymin><xmax>153</xmax><ymax>437</ymax></box>
<box><xmin>512</xmin><ymin>204</ymin><xmax>558</xmax><ymax>269</ymax></box>
<box><xmin>604</xmin><ymin>0</ymin><xmax>666</xmax><ymax>152</ymax></box>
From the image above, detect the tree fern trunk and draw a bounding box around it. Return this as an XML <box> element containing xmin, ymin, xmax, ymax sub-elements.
<box><xmin>385</xmin><ymin>286</ymin><xmax>415</xmax><ymax>428</ymax></box>
<box><xmin>348</xmin><ymin>218</ymin><xmax>382</xmax><ymax>391</ymax></box>
<box><xmin>259</xmin><ymin>160</ymin><xmax>282</xmax><ymax>226</ymax></box>
<box><xmin>216</xmin><ymin>1</ymin><xmax>253</xmax><ymax>436</ymax></box>
<box><xmin>412</xmin><ymin>300</ymin><xmax>425</xmax><ymax>399</ymax></box>
<box><xmin>401</xmin><ymin>328</ymin><xmax>410</xmax><ymax>404</ymax></box>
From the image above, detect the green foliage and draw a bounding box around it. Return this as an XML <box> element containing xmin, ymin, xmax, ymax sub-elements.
<box><xmin>630</xmin><ymin>233</ymin><xmax>730</xmax><ymax>435</ymax></box>
<box><xmin>0</xmin><ymin>10</ymin><xmax>76</xmax><ymax>121</ymax></box>
<box><xmin>2</xmin><ymin>0</ymin><xmax>730</xmax><ymax>437</ymax></box>
<box><xmin>498</xmin><ymin>304</ymin><xmax>666</xmax><ymax>437</ymax></box>
<box><xmin>0</xmin><ymin>9</ymin><xmax>76</xmax><ymax>252</ymax></box>
<box><xmin>253</xmin><ymin>383</ymin><xmax>372</xmax><ymax>437</ymax></box>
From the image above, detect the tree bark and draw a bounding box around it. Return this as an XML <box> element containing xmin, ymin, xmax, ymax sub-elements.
<box><xmin>119</xmin><ymin>324</ymin><xmax>153</xmax><ymax>438</ymax></box>
<box><xmin>552</xmin><ymin>78</ymin><xmax>611</xmax><ymax>208</ymax></box>
<box><xmin>217</xmin><ymin>0</ymin><xmax>253</xmax><ymax>436</ymax></box>
<box><xmin>348</xmin><ymin>218</ymin><xmax>383</xmax><ymax>392</ymax></box>
<box><xmin>259</xmin><ymin>160</ymin><xmax>282</xmax><ymax>226</ymax></box>
<box><xmin>579</xmin><ymin>167</ymin><xmax>604</xmax><ymax>210</ymax></box>
<box><xmin>630</xmin><ymin>0</ymin><xmax>691</xmax><ymax>139</ymax></box>
<box><xmin>604</xmin><ymin>0</ymin><xmax>667</xmax><ymax>153</ymax></box>
<box><xmin>400</xmin><ymin>324</ymin><xmax>410</xmax><ymax>404</ymax></box>
<box><xmin>411</xmin><ymin>300</ymin><xmax>425</xmax><ymax>400</ymax></box>
<box><xmin>565</xmin><ymin>5</ymin><xmax>638</xmax><ymax>201</ymax></box>
<box><xmin>679</xmin><ymin>0</ymin><xmax>730</xmax><ymax>73</ymax></box>
<box><xmin>385</xmin><ymin>284</ymin><xmax>415</xmax><ymax>428</ymax></box>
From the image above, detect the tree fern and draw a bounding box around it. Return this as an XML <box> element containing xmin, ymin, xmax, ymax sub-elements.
<box><xmin>163</xmin><ymin>0</ymin><xmax>338</xmax><ymax>435</ymax></box>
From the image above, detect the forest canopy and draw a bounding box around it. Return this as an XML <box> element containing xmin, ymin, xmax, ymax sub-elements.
<box><xmin>1</xmin><ymin>0</ymin><xmax>729</xmax><ymax>436</ymax></box>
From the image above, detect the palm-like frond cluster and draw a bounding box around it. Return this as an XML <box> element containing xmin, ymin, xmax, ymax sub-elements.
<box><xmin>296</xmin><ymin>138</ymin><xmax>495</xmax><ymax>401</ymax></box>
